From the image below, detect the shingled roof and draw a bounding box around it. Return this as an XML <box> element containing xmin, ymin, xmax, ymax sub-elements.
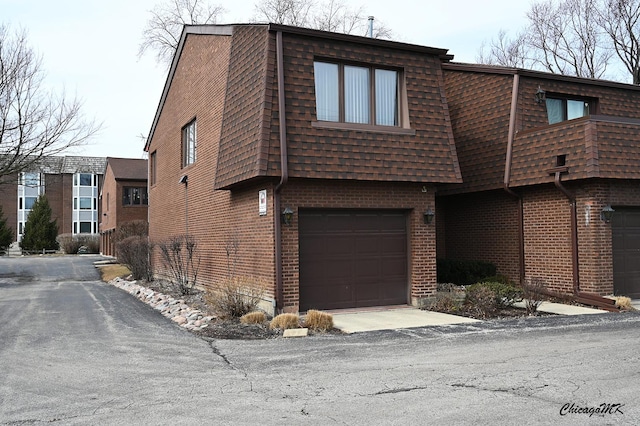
<box><xmin>106</xmin><ymin>157</ymin><xmax>148</xmax><ymax>181</ymax></box>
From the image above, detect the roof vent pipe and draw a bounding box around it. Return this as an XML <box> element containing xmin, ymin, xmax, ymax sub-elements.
<box><xmin>368</xmin><ymin>16</ymin><xmax>374</xmax><ymax>38</ymax></box>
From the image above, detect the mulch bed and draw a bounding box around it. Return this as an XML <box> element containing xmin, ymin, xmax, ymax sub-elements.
<box><xmin>142</xmin><ymin>280</ymin><xmax>280</xmax><ymax>340</ymax></box>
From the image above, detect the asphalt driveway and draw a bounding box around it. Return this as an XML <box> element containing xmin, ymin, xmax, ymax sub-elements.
<box><xmin>1</xmin><ymin>255</ymin><xmax>639</xmax><ymax>425</ymax></box>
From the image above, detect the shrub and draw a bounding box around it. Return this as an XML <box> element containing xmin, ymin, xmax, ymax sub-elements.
<box><xmin>425</xmin><ymin>292</ymin><xmax>464</xmax><ymax>313</ymax></box>
<box><xmin>56</xmin><ymin>234</ymin><xmax>100</xmax><ymax>254</ymax></box>
<box><xmin>464</xmin><ymin>284</ymin><xmax>498</xmax><ymax>319</ymax></box>
<box><xmin>269</xmin><ymin>313</ymin><xmax>300</xmax><ymax>330</ymax></box>
<box><xmin>477</xmin><ymin>281</ymin><xmax>523</xmax><ymax>308</ymax></box>
<box><xmin>522</xmin><ymin>277</ymin><xmax>546</xmax><ymax>315</ymax></box>
<box><xmin>240</xmin><ymin>311</ymin><xmax>267</xmax><ymax>324</ymax></box>
<box><xmin>303</xmin><ymin>310</ymin><xmax>334</xmax><ymax>332</ymax></box>
<box><xmin>113</xmin><ymin>220</ymin><xmax>148</xmax><ymax>244</ymax></box>
<box><xmin>0</xmin><ymin>205</ymin><xmax>14</xmax><ymax>252</ymax></box>
<box><xmin>437</xmin><ymin>259</ymin><xmax>497</xmax><ymax>286</ymax></box>
<box><xmin>20</xmin><ymin>195</ymin><xmax>58</xmax><ymax>252</ymax></box>
<box><xmin>57</xmin><ymin>234</ymin><xmax>81</xmax><ymax>254</ymax></box>
<box><xmin>116</xmin><ymin>236</ymin><xmax>153</xmax><ymax>281</ymax></box>
<box><xmin>157</xmin><ymin>234</ymin><xmax>200</xmax><ymax>295</ymax></box>
<box><xmin>205</xmin><ymin>276</ymin><xmax>266</xmax><ymax>319</ymax></box>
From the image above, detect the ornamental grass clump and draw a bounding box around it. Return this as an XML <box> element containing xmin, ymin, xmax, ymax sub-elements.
<box><xmin>303</xmin><ymin>310</ymin><xmax>334</xmax><ymax>332</ymax></box>
<box><xmin>269</xmin><ymin>313</ymin><xmax>300</xmax><ymax>330</ymax></box>
<box><xmin>614</xmin><ymin>296</ymin><xmax>635</xmax><ymax>311</ymax></box>
<box><xmin>240</xmin><ymin>311</ymin><xmax>267</xmax><ymax>325</ymax></box>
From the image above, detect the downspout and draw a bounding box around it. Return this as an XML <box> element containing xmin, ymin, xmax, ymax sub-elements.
<box><xmin>503</xmin><ymin>73</ymin><xmax>525</xmax><ymax>283</ymax></box>
<box><xmin>554</xmin><ymin>171</ymin><xmax>580</xmax><ymax>293</ymax></box>
<box><xmin>274</xmin><ymin>30</ymin><xmax>289</xmax><ymax>313</ymax></box>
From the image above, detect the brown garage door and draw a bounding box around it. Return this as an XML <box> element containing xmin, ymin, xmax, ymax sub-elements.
<box><xmin>612</xmin><ymin>208</ymin><xmax>640</xmax><ymax>298</ymax></box>
<box><xmin>299</xmin><ymin>209</ymin><xmax>408</xmax><ymax>311</ymax></box>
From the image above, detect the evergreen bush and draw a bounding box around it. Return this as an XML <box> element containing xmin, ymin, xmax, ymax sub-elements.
<box><xmin>20</xmin><ymin>196</ymin><xmax>59</xmax><ymax>252</ymax></box>
<box><xmin>0</xmin><ymin>206</ymin><xmax>13</xmax><ymax>253</ymax></box>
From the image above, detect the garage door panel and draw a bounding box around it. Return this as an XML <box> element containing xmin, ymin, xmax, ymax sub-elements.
<box><xmin>612</xmin><ymin>209</ymin><xmax>640</xmax><ymax>298</ymax></box>
<box><xmin>299</xmin><ymin>210</ymin><xmax>408</xmax><ymax>311</ymax></box>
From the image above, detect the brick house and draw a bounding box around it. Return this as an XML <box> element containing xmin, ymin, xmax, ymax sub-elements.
<box><xmin>0</xmin><ymin>156</ymin><xmax>105</xmax><ymax>248</ymax></box>
<box><xmin>99</xmin><ymin>157</ymin><xmax>148</xmax><ymax>257</ymax></box>
<box><xmin>438</xmin><ymin>64</ymin><xmax>640</xmax><ymax>299</ymax></box>
<box><xmin>145</xmin><ymin>24</ymin><xmax>462</xmax><ymax>314</ymax></box>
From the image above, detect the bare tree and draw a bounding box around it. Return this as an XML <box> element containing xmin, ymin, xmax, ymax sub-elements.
<box><xmin>139</xmin><ymin>0</ymin><xmax>226</xmax><ymax>65</ymax></box>
<box><xmin>476</xmin><ymin>30</ymin><xmax>534</xmax><ymax>68</ymax></box>
<box><xmin>527</xmin><ymin>0</ymin><xmax>610</xmax><ymax>78</ymax></box>
<box><xmin>598</xmin><ymin>0</ymin><xmax>640</xmax><ymax>83</ymax></box>
<box><xmin>253</xmin><ymin>0</ymin><xmax>314</xmax><ymax>26</ymax></box>
<box><xmin>477</xmin><ymin>0</ymin><xmax>640</xmax><ymax>83</ymax></box>
<box><xmin>0</xmin><ymin>25</ymin><xmax>98</xmax><ymax>182</ymax></box>
<box><xmin>253</xmin><ymin>0</ymin><xmax>393</xmax><ymax>38</ymax></box>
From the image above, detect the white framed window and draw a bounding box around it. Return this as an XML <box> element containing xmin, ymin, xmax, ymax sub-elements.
<box><xmin>182</xmin><ymin>120</ymin><xmax>196</xmax><ymax>167</ymax></box>
<box><xmin>72</xmin><ymin>173</ymin><xmax>98</xmax><ymax>234</ymax></box>
<box><xmin>314</xmin><ymin>61</ymin><xmax>399</xmax><ymax>126</ymax></box>
<box><xmin>17</xmin><ymin>172</ymin><xmax>43</xmax><ymax>242</ymax></box>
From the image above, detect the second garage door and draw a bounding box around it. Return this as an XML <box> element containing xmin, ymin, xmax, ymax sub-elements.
<box><xmin>612</xmin><ymin>208</ymin><xmax>640</xmax><ymax>298</ymax></box>
<box><xmin>299</xmin><ymin>210</ymin><xmax>408</xmax><ymax>311</ymax></box>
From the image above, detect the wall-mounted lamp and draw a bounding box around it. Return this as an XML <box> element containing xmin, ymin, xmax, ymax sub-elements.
<box><xmin>423</xmin><ymin>209</ymin><xmax>435</xmax><ymax>225</ymax></box>
<box><xmin>179</xmin><ymin>175</ymin><xmax>188</xmax><ymax>184</ymax></box>
<box><xmin>535</xmin><ymin>86</ymin><xmax>546</xmax><ymax>104</ymax></box>
<box><xmin>601</xmin><ymin>205</ymin><xmax>614</xmax><ymax>223</ymax></box>
<box><xmin>281</xmin><ymin>207</ymin><xmax>294</xmax><ymax>225</ymax></box>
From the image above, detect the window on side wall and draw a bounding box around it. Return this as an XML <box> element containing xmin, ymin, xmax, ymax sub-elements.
<box><xmin>314</xmin><ymin>61</ymin><xmax>400</xmax><ymax>127</ymax></box>
<box><xmin>150</xmin><ymin>151</ymin><xmax>157</xmax><ymax>186</ymax></box>
<box><xmin>122</xmin><ymin>187</ymin><xmax>149</xmax><ymax>206</ymax></box>
<box><xmin>545</xmin><ymin>97</ymin><xmax>592</xmax><ymax>124</ymax></box>
<box><xmin>182</xmin><ymin>120</ymin><xmax>196</xmax><ymax>167</ymax></box>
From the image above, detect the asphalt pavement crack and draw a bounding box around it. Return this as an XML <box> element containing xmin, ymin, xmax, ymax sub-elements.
<box><xmin>207</xmin><ymin>340</ymin><xmax>231</xmax><ymax>366</ymax></box>
<box><xmin>374</xmin><ymin>385</ymin><xmax>430</xmax><ymax>395</ymax></box>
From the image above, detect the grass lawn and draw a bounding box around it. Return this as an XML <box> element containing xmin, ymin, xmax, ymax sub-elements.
<box><xmin>99</xmin><ymin>264</ymin><xmax>131</xmax><ymax>282</ymax></box>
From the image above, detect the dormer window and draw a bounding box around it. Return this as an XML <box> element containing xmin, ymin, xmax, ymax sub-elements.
<box><xmin>314</xmin><ymin>61</ymin><xmax>400</xmax><ymax>127</ymax></box>
<box><xmin>545</xmin><ymin>96</ymin><xmax>591</xmax><ymax>124</ymax></box>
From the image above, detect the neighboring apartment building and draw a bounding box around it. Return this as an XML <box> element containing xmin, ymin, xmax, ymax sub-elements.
<box><xmin>145</xmin><ymin>24</ymin><xmax>462</xmax><ymax>314</ymax></box>
<box><xmin>99</xmin><ymin>157</ymin><xmax>148</xmax><ymax>257</ymax></box>
<box><xmin>438</xmin><ymin>64</ymin><xmax>640</xmax><ymax>299</ymax></box>
<box><xmin>0</xmin><ymin>156</ymin><xmax>106</xmax><ymax>245</ymax></box>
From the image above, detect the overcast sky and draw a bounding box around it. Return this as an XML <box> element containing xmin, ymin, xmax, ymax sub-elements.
<box><xmin>2</xmin><ymin>0</ymin><xmax>530</xmax><ymax>159</ymax></box>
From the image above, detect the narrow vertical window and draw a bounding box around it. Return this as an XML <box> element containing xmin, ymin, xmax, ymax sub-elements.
<box><xmin>375</xmin><ymin>69</ymin><xmax>398</xmax><ymax>126</ymax></box>
<box><xmin>150</xmin><ymin>151</ymin><xmax>157</xmax><ymax>186</ymax></box>
<box><xmin>314</xmin><ymin>62</ymin><xmax>339</xmax><ymax>121</ymax></box>
<box><xmin>182</xmin><ymin>120</ymin><xmax>197</xmax><ymax>167</ymax></box>
<box><xmin>344</xmin><ymin>65</ymin><xmax>370</xmax><ymax>124</ymax></box>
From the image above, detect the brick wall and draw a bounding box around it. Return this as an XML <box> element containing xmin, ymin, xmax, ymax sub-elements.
<box><xmin>148</xmin><ymin>33</ymin><xmax>277</xmax><ymax>298</ymax></box>
<box><xmin>521</xmin><ymin>184</ymin><xmax>575</xmax><ymax>293</ymax></box>
<box><xmin>0</xmin><ymin>174</ymin><xmax>18</xmax><ymax>241</ymax></box>
<box><xmin>519</xmin><ymin>180</ymin><xmax>640</xmax><ymax>296</ymax></box>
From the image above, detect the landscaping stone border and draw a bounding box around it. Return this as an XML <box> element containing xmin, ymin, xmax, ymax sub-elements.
<box><xmin>109</xmin><ymin>277</ymin><xmax>214</xmax><ymax>331</ymax></box>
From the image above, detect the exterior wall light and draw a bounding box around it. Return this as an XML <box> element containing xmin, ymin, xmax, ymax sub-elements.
<box><xmin>423</xmin><ymin>209</ymin><xmax>435</xmax><ymax>224</ymax></box>
<box><xmin>535</xmin><ymin>86</ymin><xmax>546</xmax><ymax>104</ymax></box>
<box><xmin>281</xmin><ymin>207</ymin><xmax>294</xmax><ymax>225</ymax></box>
<box><xmin>601</xmin><ymin>205</ymin><xmax>614</xmax><ymax>223</ymax></box>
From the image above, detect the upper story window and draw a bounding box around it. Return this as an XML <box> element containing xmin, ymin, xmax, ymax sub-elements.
<box><xmin>546</xmin><ymin>96</ymin><xmax>591</xmax><ymax>125</ymax></box>
<box><xmin>150</xmin><ymin>151</ymin><xmax>157</xmax><ymax>186</ymax></box>
<box><xmin>314</xmin><ymin>61</ymin><xmax>399</xmax><ymax>127</ymax></box>
<box><xmin>182</xmin><ymin>120</ymin><xmax>196</xmax><ymax>167</ymax></box>
<box><xmin>123</xmin><ymin>187</ymin><xmax>148</xmax><ymax>206</ymax></box>
<box><xmin>21</xmin><ymin>172</ymin><xmax>41</xmax><ymax>187</ymax></box>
